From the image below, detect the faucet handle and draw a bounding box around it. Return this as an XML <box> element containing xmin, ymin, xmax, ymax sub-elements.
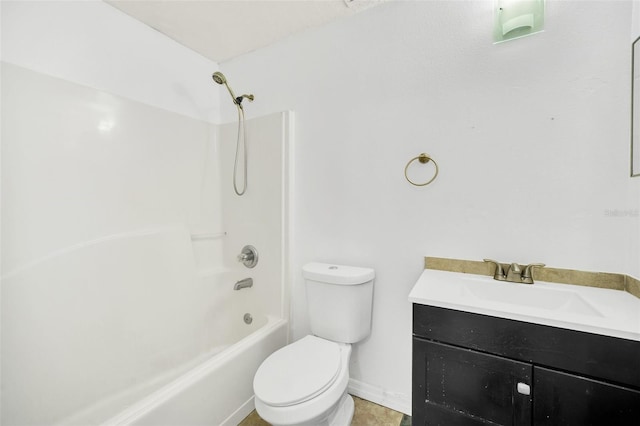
<box><xmin>237</xmin><ymin>245</ymin><xmax>258</xmax><ymax>268</ymax></box>
<box><xmin>483</xmin><ymin>259</ymin><xmax>506</xmax><ymax>280</ymax></box>
<box><xmin>522</xmin><ymin>263</ymin><xmax>545</xmax><ymax>284</ymax></box>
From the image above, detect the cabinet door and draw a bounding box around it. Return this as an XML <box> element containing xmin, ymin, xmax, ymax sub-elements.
<box><xmin>413</xmin><ymin>338</ymin><xmax>532</xmax><ymax>426</ymax></box>
<box><xmin>533</xmin><ymin>366</ymin><xmax>640</xmax><ymax>425</ymax></box>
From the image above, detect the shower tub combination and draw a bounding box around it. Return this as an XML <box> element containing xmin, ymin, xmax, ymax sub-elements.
<box><xmin>1</xmin><ymin>60</ymin><xmax>291</xmax><ymax>426</ymax></box>
<box><xmin>2</xmin><ymin>224</ymin><xmax>289</xmax><ymax>426</ymax></box>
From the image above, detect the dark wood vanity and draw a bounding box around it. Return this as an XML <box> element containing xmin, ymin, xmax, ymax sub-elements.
<box><xmin>412</xmin><ymin>304</ymin><xmax>640</xmax><ymax>425</ymax></box>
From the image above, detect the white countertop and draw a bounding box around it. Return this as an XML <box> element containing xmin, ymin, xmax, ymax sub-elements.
<box><xmin>409</xmin><ymin>269</ymin><xmax>640</xmax><ymax>342</ymax></box>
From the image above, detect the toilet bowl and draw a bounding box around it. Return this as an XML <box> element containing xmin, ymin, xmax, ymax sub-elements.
<box><xmin>253</xmin><ymin>262</ymin><xmax>375</xmax><ymax>426</ymax></box>
<box><xmin>254</xmin><ymin>335</ymin><xmax>353</xmax><ymax>425</ymax></box>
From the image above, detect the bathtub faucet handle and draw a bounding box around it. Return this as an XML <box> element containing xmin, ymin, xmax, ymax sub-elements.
<box><xmin>237</xmin><ymin>245</ymin><xmax>258</xmax><ymax>268</ymax></box>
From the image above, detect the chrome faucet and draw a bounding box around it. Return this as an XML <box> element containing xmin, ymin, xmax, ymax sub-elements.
<box><xmin>483</xmin><ymin>259</ymin><xmax>545</xmax><ymax>284</ymax></box>
<box><xmin>237</xmin><ymin>245</ymin><xmax>258</xmax><ymax>268</ymax></box>
<box><xmin>234</xmin><ymin>277</ymin><xmax>253</xmax><ymax>290</ymax></box>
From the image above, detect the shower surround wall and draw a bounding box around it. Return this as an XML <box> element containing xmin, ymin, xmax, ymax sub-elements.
<box><xmin>221</xmin><ymin>0</ymin><xmax>640</xmax><ymax>413</ymax></box>
<box><xmin>219</xmin><ymin>112</ymin><xmax>292</xmax><ymax>323</ymax></box>
<box><xmin>1</xmin><ymin>63</ymin><xmax>219</xmax><ymax>424</ymax></box>
<box><xmin>1</xmin><ymin>2</ymin><xmax>290</xmax><ymax>424</ymax></box>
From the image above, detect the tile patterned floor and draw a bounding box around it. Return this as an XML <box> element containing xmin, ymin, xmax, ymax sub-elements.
<box><xmin>238</xmin><ymin>395</ymin><xmax>411</xmax><ymax>425</ymax></box>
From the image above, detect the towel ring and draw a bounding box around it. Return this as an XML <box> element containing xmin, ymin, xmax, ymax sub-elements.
<box><xmin>404</xmin><ymin>153</ymin><xmax>439</xmax><ymax>187</ymax></box>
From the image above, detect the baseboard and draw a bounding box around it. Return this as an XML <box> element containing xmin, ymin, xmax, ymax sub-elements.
<box><xmin>221</xmin><ymin>395</ymin><xmax>255</xmax><ymax>426</ymax></box>
<box><xmin>348</xmin><ymin>379</ymin><xmax>411</xmax><ymax>416</ymax></box>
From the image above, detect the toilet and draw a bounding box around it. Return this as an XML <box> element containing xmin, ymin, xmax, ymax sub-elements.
<box><xmin>253</xmin><ymin>262</ymin><xmax>375</xmax><ymax>426</ymax></box>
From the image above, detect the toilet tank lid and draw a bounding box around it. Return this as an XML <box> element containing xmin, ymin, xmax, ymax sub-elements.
<box><xmin>302</xmin><ymin>262</ymin><xmax>375</xmax><ymax>285</ymax></box>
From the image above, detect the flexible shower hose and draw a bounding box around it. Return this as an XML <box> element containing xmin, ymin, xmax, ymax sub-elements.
<box><xmin>233</xmin><ymin>106</ymin><xmax>247</xmax><ymax>196</ymax></box>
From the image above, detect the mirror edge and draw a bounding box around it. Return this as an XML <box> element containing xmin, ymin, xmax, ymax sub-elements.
<box><xmin>632</xmin><ymin>36</ymin><xmax>640</xmax><ymax>177</ymax></box>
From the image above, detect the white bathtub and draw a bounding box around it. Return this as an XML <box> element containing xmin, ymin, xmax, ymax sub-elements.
<box><xmin>2</xmin><ymin>228</ymin><xmax>288</xmax><ymax>426</ymax></box>
<box><xmin>103</xmin><ymin>315</ymin><xmax>288</xmax><ymax>426</ymax></box>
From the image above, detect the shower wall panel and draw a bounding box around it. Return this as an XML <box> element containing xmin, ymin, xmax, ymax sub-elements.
<box><xmin>0</xmin><ymin>62</ymin><xmax>224</xmax><ymax>425</ymax></box>
<box><xmin>218</xmin><ymin>111</ymin><xmax>292</xmax><ymax>322</ymax></box>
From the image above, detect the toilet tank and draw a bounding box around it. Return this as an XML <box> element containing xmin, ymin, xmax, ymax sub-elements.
<box><xmin>302</xmin><ymin>262</ymin><xmax>375</xmax><ymax>344</ymax></box>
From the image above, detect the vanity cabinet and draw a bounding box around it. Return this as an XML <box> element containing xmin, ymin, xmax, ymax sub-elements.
<box><xmin>412</xmin><ymin>304</ymin><xmax>640</xmax><ymax>426</ymax></box>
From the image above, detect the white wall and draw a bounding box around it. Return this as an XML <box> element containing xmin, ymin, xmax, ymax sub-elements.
<box><xmin>222</xmin><ymin>0</ymin><xmax>640</xmax><ymax>412</ymax></box>
<box><xmin>633</xmin><ymin>0</ymin><xmax>640</xmax><ymax>40</ymax></box>
<box><xmin>1</xmin><ymin>0</ymin><xmax>220</xmax><ymax>123</ymax></box>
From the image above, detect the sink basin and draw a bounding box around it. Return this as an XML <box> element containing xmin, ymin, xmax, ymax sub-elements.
<box><xmin>408</xmin><ymin>269</ymin><xmax>640</xmax><ymax>341</ymax></box>
<box><xmin>461</xmin><ymin>279</ymin><xmax>603</xmax><ymax>317</ymax></box>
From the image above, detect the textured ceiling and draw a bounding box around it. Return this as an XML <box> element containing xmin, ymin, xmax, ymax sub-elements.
<box><xmin>106</xmin><ymin>0</ymin><xmax>382</xmax><ymax>63</ymax></box>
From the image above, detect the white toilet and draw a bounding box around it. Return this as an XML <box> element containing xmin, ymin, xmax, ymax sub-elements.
<box><xmin>253</xmin><ymin>262</ymin><xmax>375</xmax><ymax>426</ymax></box>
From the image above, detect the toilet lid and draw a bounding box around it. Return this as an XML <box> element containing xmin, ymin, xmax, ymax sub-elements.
<box><xmin>253</xmin><ymin>335</ymin><xmax>342</xmax><ymax>407</ymax></box>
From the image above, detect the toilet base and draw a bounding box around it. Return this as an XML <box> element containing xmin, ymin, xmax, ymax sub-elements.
<box><xmin>295</xmin><ymin>392</ymin><xmax>354</xmax><ymax>426</ymax></box>
<box><xmin>330</xmin><ymin>393</ymin><xmax>355</xmax><ymax>426</ymax></box>
<box><xmin>260</xmin><ymin>392</ymin><xmax>354</xmax><ymax>426</ymax></box>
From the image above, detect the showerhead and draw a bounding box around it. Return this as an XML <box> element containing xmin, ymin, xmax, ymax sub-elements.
<box><xmin>212</xmin><ymin>71</ymin><xmax>226</xmax><ymax>85</ymax></box>
<box><xmin>211</xmin><ymin>71</ymin><xmax>254</xmax><ymax>108</ymax></box>
<box><xmin>212</xmin><ymin>71</ymin><xmax>238</xmax><ymax>105</ymax></box>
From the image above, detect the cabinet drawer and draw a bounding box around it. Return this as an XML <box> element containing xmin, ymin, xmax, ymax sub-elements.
<box><xmin>413</xmin><ymin>304</ymin><xmax>640</xmax><ymax>389</ymax></box>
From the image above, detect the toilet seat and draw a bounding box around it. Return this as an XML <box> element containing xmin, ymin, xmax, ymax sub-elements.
<box><xmin>254</xmin><ymin>335</ymin><xmax>342</xmax><ymax>407</ymax></box>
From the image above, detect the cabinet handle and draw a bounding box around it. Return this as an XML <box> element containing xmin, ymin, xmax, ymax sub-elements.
<box><xmin>517</xmin><ymin>382</ymin><xmax>531</xmax><ymax>396</ymax></box>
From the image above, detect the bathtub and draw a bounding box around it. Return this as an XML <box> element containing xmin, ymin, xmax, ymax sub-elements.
<box><xmin>103</xmin><ymin>315</ymin><xmax>288</xmax><ymax>426</ymax></box>
<box><xmin>2</xmin><ymin>227</ymin><xmax>288</xmax><ymax>426</ymax></box>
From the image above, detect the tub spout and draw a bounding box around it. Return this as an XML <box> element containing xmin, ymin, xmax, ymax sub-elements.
<box><xmin>234</xmin><ymin>278</ymin><xmax>253</xmax><ymax>290</ymax></box>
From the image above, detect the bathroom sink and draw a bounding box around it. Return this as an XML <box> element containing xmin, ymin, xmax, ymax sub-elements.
<box><xmin>461</xmin><ymin>278</ymin><xmax>603</xmax><ymax>317</ymax></box>
<box><xmin>409</xmin><ymin>269</ymin><xmax>640</xmax><ymax>341</ymax></box>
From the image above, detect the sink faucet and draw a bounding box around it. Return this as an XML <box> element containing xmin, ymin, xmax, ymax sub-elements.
<box><xmin>483</xmin><ymin>259</ymin><xmax>545</xmax><ymax>284</ymax></box>
<box><xmin>506</xmin><ymin>263</ymin><xmax>522</xmax><ymax>282</ymax></box>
